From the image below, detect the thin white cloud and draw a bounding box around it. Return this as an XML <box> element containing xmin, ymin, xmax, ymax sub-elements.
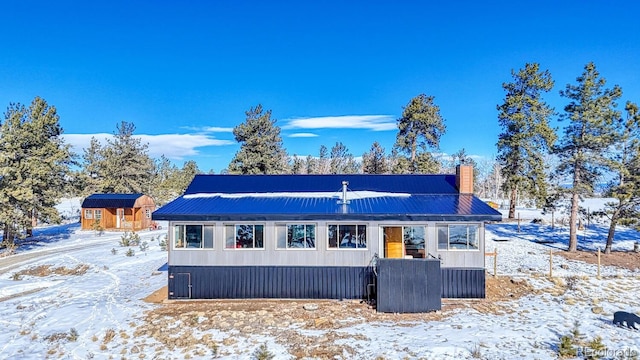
<box><xmin>288</xmin><ymin>132</ymin><xmax>319</xmax><ymax>138</ymax></box>
<box><xmin>283</xmin><ymin>115</ymin><xmax>396</xmax><ymax>131</ymax></box>
<box><xmin>180</xmin><ymin>126</ymin><xmax>234</xmax><ymax>133</ymax></box>
<box><xmin>63</xmin><ymin>133</ymin><xmax>235</xmax><ymax>161</ymax></box>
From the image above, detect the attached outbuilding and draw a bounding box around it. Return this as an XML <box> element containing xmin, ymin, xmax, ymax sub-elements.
<box><xmin>81</xmin><ymin>193</ymin><xmax>156</xmax><ymax>231</ymax></box>
<box><xmin>153</xmin><ymin>165</ymin><xmax>501</xmax><ymax>312</ymax></box>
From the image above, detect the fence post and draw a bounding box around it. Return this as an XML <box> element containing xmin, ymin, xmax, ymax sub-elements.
<box><xmin>597</xmin><ymin>247</ymin><xmax>601</xmax><ymax>279</ymax></box>
<box><xmin>493</xmin><ymin>247</ymin><xmax>498</xmax><ymax>277</ymax></box>
<box><xmin>549</xmin><ymin>249</ymin><xmax>553</xmax><ymax>278</ymax></box>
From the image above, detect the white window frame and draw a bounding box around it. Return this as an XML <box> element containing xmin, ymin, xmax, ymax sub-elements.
<box><xmin>275</xmin><ymin>223</ymin><xmax>317</xmax><ymax>250</ymax></box>
<box><xmin>145</xmin><ymin>208</ymin><xmax>151</xmax><ymax>218</ymax></box>
<box><xmin>84</xmin><ymin>209</ymin><xmax>93</xmax><ymax>219</ymax></box>
<box><xmin>436</xmin><ymin>223</ymin><xmax>480</xmax><ymax>251</ymax></box>
<box><xmin>94</xmin><ymin>209</ymin><xmax>102</xmax><ymax>221</ymax></box>
<box><xmin>327</xmin><ymin>224</ymin><xmax>368</xmax><ymax>250</ymax></box>
<box><xmin>172</xmin><ymin>224</ymin><xmax>214</xmax><ymax>250</ymax></box>
<box><xmin>224</xmin><ymin>224</ymin><xmax>265</xmax><ymax>250</ymax></box>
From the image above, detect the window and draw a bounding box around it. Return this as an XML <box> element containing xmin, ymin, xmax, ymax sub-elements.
<box><xmin>225</xmin><ymin>224</ymin><xmax>264</xmax><ymax>249</ymax></box>
<box><xmin>84</xmin><ymin>209</ymin><xmax>93</xmax><ymax>219</ymax></box>
<box><xmin>276</xmin><ymin>224</ymin><xmax>316</xmax><ymax>249</ymax></box>
<box><xmin>173</xmin><ymin>224</ymin><xmax>214</xmax><ymax>249</ymax></box>
<box><xmin>145</xmin><ymin>208</ymin><xmax>151</xmax><ymax>218</ymax></box>
<box><xmin>94</xmin><ymin>209</ymin><xmax>102</xmax><ymax>221</ymax></box>
<box><xmin>437</xmin><ymin>224</ymin><xmax>479</xmax><ymax>250</ymax></box>
<box><xmin>403</xmin><ymin>226</ymin><xmax>425</xmax><ymax>258</ymax></box>
<box><xmin>328</xmin><ymin>224</ymin><xmax>367</xmax><ymax>249</ymax></box>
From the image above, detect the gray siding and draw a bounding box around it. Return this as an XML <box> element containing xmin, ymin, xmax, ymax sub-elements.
<box><xmin>167</xmin><ymin>221</ymin><xmax>486</xmax><ymax>268</ymax></box>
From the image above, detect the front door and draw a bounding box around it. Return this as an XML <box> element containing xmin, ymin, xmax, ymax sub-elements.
<box><xmin>116</xmin><ymin>209</ymin><xmax>124</xmax><ymax>228</ymax></box>
<box><xmin>383</xmin><ymin>226</ymin><xmax>404</xmax><ymax>258</ymax></box>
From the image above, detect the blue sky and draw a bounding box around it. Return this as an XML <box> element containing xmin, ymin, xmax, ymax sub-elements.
<box><xmin>1</xmin><ymin>1</ymin><xmax>639</xmax><ymax>172</ymax></box>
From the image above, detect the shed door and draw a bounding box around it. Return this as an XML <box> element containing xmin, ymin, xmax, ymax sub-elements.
<box><xmin>383</xmin><ymin>227</ymin><xmax>404</xmax><ymax>258</ymax></box>
<box><xmin>116</xmin><ymin>209</ymin><xmax>124</xmax><ymax>228</ymax></box>
<box><xmin>169</xmin><ymin>273</ymin><xmax>192</xmax><ymax>299</ymax></box>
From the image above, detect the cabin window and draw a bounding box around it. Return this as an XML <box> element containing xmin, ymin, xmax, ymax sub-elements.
<box><xmin>94</xmin><ymin>209</ymin><xmax>102</xmax><ymax>221</ymax></box>
<box><xmin>225</xmin><ymin>224</ymin><xmax>264</xmax><ymax>249</ymax></box>
<box><xmin>328</xmin><ymin>224</ymin><xmax>367</xmax><ymax>249</ymax></box>
<box><xmin>276</xmin><ymin>224</ymin><xmax>316</xmax><ymax>249</ymax></box>
<box><xmin>437</xmin><ymin>224</ymin><xmax>479</xmax><ymax>250</ymax></box>
<box><xmin>84</xmin><ymin>209</ymin><xmax>93</xmax><ymax>219</ymax></box>
<box><xmin>403</xmin><ymin>226</ymin><xmax>425</xmax><ymax>258</ymax></box>
<box><xmin>145</xmin><ymin>208</ymin><xmax>151</xmax><ymax>218</ymax></box>
<box><xmin>173</xmin><ymin>224</ymin><xmax>214</xmax><ymax>249</ymax></box>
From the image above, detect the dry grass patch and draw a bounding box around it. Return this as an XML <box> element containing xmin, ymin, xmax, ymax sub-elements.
<box><xmin>14</xmin><ymin>264</ymin><xmax>90</xmax><ymax>277</ymax></box>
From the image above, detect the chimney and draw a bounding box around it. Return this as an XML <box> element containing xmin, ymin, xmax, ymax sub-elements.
<box><xmin>456</xmin><ymin>165</ymin><xmax>473</xmax><ymax>194</ymax></box>
<box><xmin>338</xmin><ymin>181</ymin><xmax>350</xmax><ymax>205</ymax></box>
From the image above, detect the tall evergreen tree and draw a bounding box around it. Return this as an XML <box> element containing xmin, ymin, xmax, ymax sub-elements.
<box><xmin>228</xmin><ymin>105</ymin><xmax>289</xmax><ymax>174</ymax></box>
<box><xmin>602</xmin><ymin>101</ymin><xmax>640</xmax><ymax>253</ymax></box>
<box><xmin>0</xmin><ymin>97</ymin><xmax>74</xmax><ymax>243</ymax></box>
<box><xmin>362</xmin><ymin>141</ymin><xmax>388</xmax><ymax>174</ymax></box>
<box><xmin>497</xmin><ymin>63</ymin><xmax>556</xmax><ymax>218</ymax></box>
<box><xmin>100</xmin><ymin>121</ymin><xmax>155</xmax><ymax>193</ymax></box>
<box><xmin>555</xmin><ymin>62</ymin><xmax>622</xmax><ymax>252</ymax></box>
<box><xmin>394</xmin><ymin>94</ymin><xmax>446</xmax><ymax>173</ymax></box>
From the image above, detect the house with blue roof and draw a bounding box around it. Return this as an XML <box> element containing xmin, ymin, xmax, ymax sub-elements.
<box><xmin>81</xmin><ymin>193</ymin><xmax>156</xmax><ymax>232</ymax></box>
<box><xmin>153</xmin><ymin>165</ymin><xmax>501</xmax><ymax>312</ymax></box>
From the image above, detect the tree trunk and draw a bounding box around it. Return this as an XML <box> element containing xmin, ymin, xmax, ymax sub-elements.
<box><xmin>604</xmin><ymin>214</ymin><xmax>618</xmax><ymax>254</ymax></box>
<box><xmin>508</xmin><ymin>188</ymin><xmax>517</xmax><ymax>219</ymax></box>
<box><xmin>568</xmin><ymin>192</ymin><xmax>579</xmax><ymax>252</ymax></box>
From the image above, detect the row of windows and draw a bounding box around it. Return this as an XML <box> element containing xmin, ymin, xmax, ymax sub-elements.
<box><xmin>173</xmin><ymin>223</ymin><xmax>479</xmax><ymax>251</ymax></box>
<box><xmin>84</xmin><ymin>209</ymin><xmax>152</xmax><ymax>220</ymax></box>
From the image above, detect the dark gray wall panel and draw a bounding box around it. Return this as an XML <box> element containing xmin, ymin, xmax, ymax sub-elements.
<box><xmin>168</xmin><ymin>265</ymin><xmax>374</xmax><ymax>300</ymax></box>
<box><xmin>441</xmin><ymin>267</ymin><xmax>485</xmax><ymax>298</ymax></box>
<box><xmin>376</xmin><ymin>259</ymin><xmax>442</xmax><ymax>313</ymax></box>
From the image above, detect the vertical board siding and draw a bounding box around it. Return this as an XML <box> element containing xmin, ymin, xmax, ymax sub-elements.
<box><xmin>168</xmin><ymin>266</ymin><xmax>374</xmax><ymax>300</ymax></box>
<box><xmin>376</xmin><ymin>259</ymin><xmax>442</xmax><ymax>313</ymax></box>
<box><xmin>441</xmin><ymin>267</ymin><xmax>485</xmax><ymax>298</ymax></box>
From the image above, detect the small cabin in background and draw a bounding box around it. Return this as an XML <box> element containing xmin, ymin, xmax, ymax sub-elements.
<box><xmin>81</xmin><ymin>194</ymin><xmax>155</xmax><ymax>231</ymax></box>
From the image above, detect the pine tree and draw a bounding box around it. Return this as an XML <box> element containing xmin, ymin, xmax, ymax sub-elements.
<box><xmin>362</xmin><ymin>141</ymin><xmax>388</xmax><ymax>174</ymax></box>
<box><xmin>0</xmin><ymin>97</ymin><xmax>74</xmax><ymax>243</ymax></box>
<box><xmin>602</xmin><ymin>101</ymin><xmax>640</xmax><ymax>253</ymax></box>
<box><xmin>228</xmin><ymin>105</ymin><xmax>289</xmax><ymax>174</ymax></box>
<box><xmin>150</xmin><ymin>155</ymin><xmax>180</xmax><ymax>205</ymax></box>
<box><xmin>80</xmin><ymin>137</ymin><xmax>105</xmax><ymax>196</ymax></box>
<box><xmin>555</xmin><ymin>62</ymin><xmax>622</xmax><ymax>252</ymax></box>
<box><xmin>100</xmin><ymin>121</ymin><xmax>155</xmax><ymax>193</ymax></box>
<box><xmin>394</xmin><ymin>94</ymin><xmax>446</xmax><ymax>173</ymax></box>
<box><xmin>329</xmin><ymin>142</ymin><xmax>359</xmax><ymax>174</ymax></box>
<box><xmin>314</xmin><ymin>145</ymin><xmax>330</xmax><ymax>174</ymax></box>
<box><xmin>290</xmin><ymin>155</ymin><xmax>305</xmax><ymax>174</ymax></box>
<box><xmin>497</xmin><ymin>63</ymin><xmax>556</xmax><ymax>218</ymax></box>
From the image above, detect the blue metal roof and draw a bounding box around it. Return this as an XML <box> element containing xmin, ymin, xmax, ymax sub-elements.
<box><xmin>82</xmin><ymin>193</ymin><xmax>144</xmax><ymax>209</ymax></box>
<box><xmin>153</xmin><ymin>194</ymin><xmax>501</xmax><ymax>222</ymax></box>
<box><xmin>153</xmin><ymin>175</ymin><xmax>502</xmax><ymax>222</ymax></box>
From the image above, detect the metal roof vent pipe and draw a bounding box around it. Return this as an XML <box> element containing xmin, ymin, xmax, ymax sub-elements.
<box><xmin>338</xmin><ymin>181</ymin><xmax>350</xmax><ymax>205</ymax></box>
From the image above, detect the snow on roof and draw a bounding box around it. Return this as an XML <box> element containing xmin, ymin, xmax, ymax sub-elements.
<box><xmin>183</xmin><ymin>191</ymin><xmax>411</xmax><ymax>200</ymax></box>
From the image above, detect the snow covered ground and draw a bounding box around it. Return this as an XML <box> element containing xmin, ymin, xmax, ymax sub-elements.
<box><xmin>0</xmin><ymin>200</ymin><xmax>639</xmax><ymax>359</ymax></box>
